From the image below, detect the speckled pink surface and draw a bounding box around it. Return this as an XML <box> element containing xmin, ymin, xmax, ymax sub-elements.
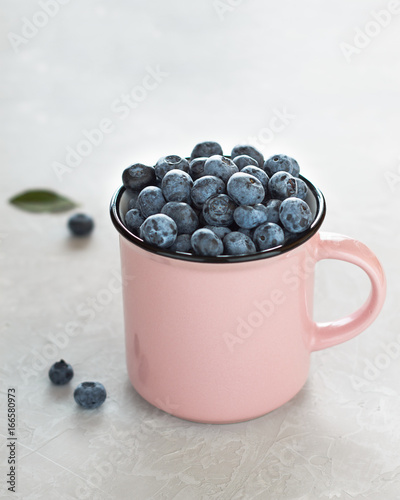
<box><xmin>1</xmin><ymin>1</ymin><xmax>399</xmax><ymax>498</ymax></box>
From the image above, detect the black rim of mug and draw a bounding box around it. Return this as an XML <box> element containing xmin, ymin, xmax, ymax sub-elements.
<box><xmin>110</xmin><ymin>174</ymin><xmax>326</xmax><ymax>264</ymax></box>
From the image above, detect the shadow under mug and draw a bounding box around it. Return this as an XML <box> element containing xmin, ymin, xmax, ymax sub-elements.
<box><xmin>110</xmin><ymin>176</ymin><xmax>386</xmax><ymax>424</ymax></box>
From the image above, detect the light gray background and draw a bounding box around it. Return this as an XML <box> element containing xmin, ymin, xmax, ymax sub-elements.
<box><xmin>1</xmin><ymin>1</ymin><xmax>400</xmax><ymax>499</ymax></box>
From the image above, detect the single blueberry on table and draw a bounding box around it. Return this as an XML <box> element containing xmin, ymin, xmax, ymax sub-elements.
<box><xmin>68</xmin><ymin>213</ymin><xmax>94</xmax><ymax>236</ymax></box>
<box><xmin>189</xmin><ymin>157</ymin><xmax>207</xmax><ymax>181</ymax></box>
<box><xmin>204</xmin><ymin>225</ymin><xmax>232</xmax><ymax>240</ymax></box>
<box><xmin>241</xmin><ymin>166</ymin><xmax>269</xmax><ymax>192</ymax></box>
<box><xmin>140</xmin><ymin>214</ymin><xmax>178</xmax><ymax>248</ymax></box>
<box><xmin>168</xmin><ymin>233</ymin><xmax>193</xmax><ymax>253</ymax></box>
<box><xmin>253</xmin><ymin>222</ymin><xmax>285</xmax><ymax>251</ymax></box>
<box><xmin>203</xmin><ymin>155</ymin><xmax>238</xmax><ymax>183</ymax></box>
<box><xmin>190</xmin><ymin>141</ymin><xmax>223</xmax><ymax>160</ymax></box>
<box><xmin>138</xmin><ymin>186</ymin><xmax>166</xmax><ymax>218</ymax></box>
<box><xmin>74</xmin><ymin>381</ymin><xmax>107</xmax><ymax>409</ymax></box>
<box><xmin>232</xmin><ymin>154</ymin><xmax>259</xmax><ymax>170</ymax></box>
<box><xmin>122</xmin><ymin>164</ymin><xmax>156</xmax><ymax>191</ymax></box>
<box><xmin>294</xmin><ymin>178</ymin><xmax>308</xmax><ymax>200</ymax></box>
<box><xmin>161</xmin><ymin>202</ymin><xmax>199</xmax><ymax>234</ymax></box>
<box><xmin>202</xmin><ymin>194</ymin><xmax>236</xmax><ymax>227</ymax></box>
<box><xmin>191</xmin><ymin>228</ymin><xmax>224</xmax><ymax>256</ymax></box>
<box><xmin>231</xmin><ymin>145</ymin><xmax>264</xmax><ymax>172</ymax></box>
<box><xmin>48</xmin><ymin>360</ymin><xmax>74</xmax><ymax>385</ymax></box>
<box><xmin>268</xmin><ymin>171</ymin><xmax>297</xmax><ymax>200</ymax></box>
<box><xmin>233</xmin><ymin>204</ymin><xmax>268</xmax><ymax>229</ymax></box>
<box><xmin>264</xmin><ymin>199</ymin><xmax>282</xmax><ymax>224</ymax></box>
<box><xmin>223</xmin><ymin>231</ymin><xmax>256</xmax><ymax>255</ymax></box>
<box><xmin>154</xmin><ymin>155</ymin><xmax>190</xmax><ymax>180</ymax></box>
<box><xmin>279</xmin><ymin>198</ymin><xmax>313</xmax><ymax>234</ymax></box>
<box><xmin>191</xmin><ymin>175</ymin><xmax>226</xmax><ymax>209</ymax></box>
<box><xmin>125</xmin><ymin>208</ymin><xmax>145</xmax><ymax>233</ymax></box>
<box><xmin>227</xmin><ymin>172</ymin><xmax>265</xmax><ymax>206</ymax></box>
<box><xmin>161</xmin><ymin>169</ymin><xmax>193</xmax><ymax>203</ymax></box>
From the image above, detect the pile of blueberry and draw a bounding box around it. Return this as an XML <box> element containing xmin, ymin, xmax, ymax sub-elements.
<box><xmin>121</xmin><ymin>142</ymin><xmax>314</xmax><ymax>257</ymax></box>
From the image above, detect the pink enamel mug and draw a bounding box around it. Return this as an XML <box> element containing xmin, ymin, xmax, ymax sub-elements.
<box><xmin>110</xmin><ymin>177</ymin><xmax>386</xmax><ymax>424</ymax></box>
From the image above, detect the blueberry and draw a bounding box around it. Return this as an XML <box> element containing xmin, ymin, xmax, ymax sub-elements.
<box><xmin>204</xmin><ymin>225</ymin><xmax>232</xmax><ymax>239</ymax></box>
<box><xmin>189</xmin><ymin>157</ymin><xmax>207</xmax><ymax>181</ymax></box>
<box><xmin>161</xmin><ymin>169</ymin><xmax>193</xmax><ymax>203</ymax></box>
<box><xmin>241</xmin><ymin>166</ymin><xmax>269</xmax><ymax>192</ymax></box>
<box><xmin>202</xmin><ymin>194</ymin><xmax>236</xmax><ymax>226</ymax></box>
<box><xmin>122</xmin><ymin>164</ymin><xmax>156</xmax><ymax>191</ymax></box>
<box><xmin>161</xmin><ymin>202</ymin><xmax>199</xmax><ymax>234</ymax></box>
<box><xmin>68</xmin><ymin>213</ymin><xmax>94</xmax><ymax>236</ymax></box>
<box><xmin>264</xmin><ymin>199</ymin><xmax>282</xmax><ymax>224</ymax></box>
<box><xmin>227</xmin><ymin>172</ymin><xmax>265</xmax><ymax>206</ymax></box>
<box><xmin>279</xmin><ymin>198</ymin><xmax>313</xmax><ymax>233</ymax></box>
<box><xmin>191</xmin><ymin>228</ymin><xmax>224</xmax><ymax>256</ymax></box>
<box><xmin>154</xmin><ymin>155</ymin><xmax>190</xmax><ymax>181</ymax></box>
<box><xmin>191</xmin><ymin>175</ymin><xmax>226</xmax><ymax>209</ymax></box>
<box><xmin>253</xmin><ymin>222</ymin><xmax>285</xmax><ymax>251</ymax></box>
<box><xmin>168</xmin><ymin>233</ymin><xmax>193</xmax><ymax>253</ymax></box>
<box><xmin>231</xmin><ymin>145</ymin><xmax>264</xmax><ymax>172</ymax></box>
<box><xmin>294</xmin><ymin>178</ymin><xmax>308</xmax><ymax>200</ymax></box>
<box><xmin>127</xmin><ymin>190</ymin><xmax>140</xmax><ymax>210</ymax></box>
<box><xmin>140</xmin><ymin>214</ymin><xmax>178</xmax><ymax>248</ymax></box>
<box><xmin>264</xmin><ymin>154</ymin><xmax>300</xmax><ymax>177</ymax></box>
<box><xmin>125</xmin><ymin>208</ymin><xmax>145</xmax><ymax>233</ymax></box>
<box><xmin>233</xmin><ymin>204</ymin><xmax>268</xmax><ymax>229</ymax></box>
<box><xmin>74</xmin><ymin>381</ymin><xmax>106</xmax><ymax>409</ymax></box>
<box><xmin>48</xmin><ymin>360</ymin><xmax>73</xmax><ymax>385</ymax></box>
<box><xmin>203</xmin><ymin>155</ymin><xmax>238</xmax><ymax>183</ymax></box>
<box><xmin>268</xmin><ymin>172</ymin><xmax>297</xmax><ymax>200</ymax></box>
<box><xmin>237</xmin><ymin>227</ymin><xmax>253</xmax><ymax>238</ymax></box>
<box><xmin>223</xmin><ymin>232</ymin><xmax>256</xmax><ymax>255</ymax></box>
<box><xmin>190</xmin><ymin>141</ymin><xmax>223</xmax><ymax>160</ymax></box>
<box><xmin>232</xmin><ymin>154</ymin><xmax>259</xmax><ymax>170</ymax></box>
<box><xmin>137</xmin><ymin>186</ymin><xmax>166</xmax><ymax>217</ymax></box>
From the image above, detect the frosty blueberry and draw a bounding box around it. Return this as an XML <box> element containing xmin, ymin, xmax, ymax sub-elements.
<box><xmin>233</xmin><ymin>204</ymin><xmax>268</xmax><ymax>229</ymax></box>
<box><xmin>202</xmin><ymin>194</ymin><xmax>236</xmax><ymax>226</ymax></box>
<box><xmin>203</xmin><ymin>155</ymin><xmax>238</xmax><ymax>183</ymax></box>
<box><xmin>191</xmin><ymin>228</ymin><xmax>224</xmax><ymax>256</ymax></box>
<box><xmin>204</xmin><ymin>225</ymin><xmax>232</xmax><ymax>239</ymax></box>
<box><xmin>140</xmin><ymin>214</ymin><xmax>178</xmax><ymax>248</ymax></box>
<box><xmin>279</xmin><ymin>198</ymin><xmax>312</xmax><ymax>233</ymax></box>
<box><xmin>154</xmin><ymin>155</ymin><xmax>190</xmax><ymax>180</ymax></box>
<box><xmin>264</xmin><ymin>199</ymin><xmax>282</xmax><ymax>224</ymax></box>
<box><xmin>231</xmin><ymin>144</ymin><xmax>264</xmax><ymax>172</ymax></box>
<box><xmin>253</xmin><ymin>222</ymin><xmax>285</xmax><ymax>251</ymax></box>
<box><xmin>190</xmin><ymin>141</ymin><xmax>223</xmax><ymax>160</ymax></box>
<box><xmin>191</xmin><ymin>175</ymin><xmax>225</xmax><ymax>209</ymax></box>
<box><xmin>138</xmin><ymin>186</ymin><xmax>166</xmax><ymax>217</ymax></box>
<box><xmin>122</xmin><ymin>163</ymin><xmax>156</xmax><ymax>191</ymax></box>
<box><xmin>232</xmin><ymin>154</ymin><xmax>259</xmax><ymax>170</ymax></box>
<box><xmin>125</xmin><ymin>208</ymin><xmax>145</xmax><ymax>233</ymax></box>
<box><xmin>268</xmin><ymin>171</ymin><xmax>297</xmax><ymax>200</ymax></box>
<box><xmin>48</xmin><ymin>360</ymin><xmax>73</xmax><ymax>385</ymax></box>
<box><xmin>223</xmin><ymin>232</ymin><xmax>256</xmax><ymax>255</ymax></box>
<box><xmin>294</xmin><ymin>178</ymin><xmax>308</xmax><ymax>200</ymax></box>
<box><xmin>227</xmin><ymin>172</ymin><xmax>265</xmax><ymax>206</ymax></box>
<box><xmin>189</xmin><ymin>157</ymin><xmax>207</xmax><ymax>181</ymax></box>
<box><xmin>74</xmin><ymin>382</ymin><xmax>106</xmax><ymax>409</ymax></box>
<box><xmin>241</xmin><ymin>166</ymin><xmax>269</xmax><ymax>192</ymax></box>
<box><xmin>68</xmin><ymin>214</ymin><xmax>94</xmax><ymax>236</ymax></box>
<box><xmin>161</xmin><ymin>202</ymin><xmax>199</xmax><ymax>234</ymax></box>
<box><xmin>161</xmin><ymin>169</ymin><xmax>193</xmax><ymax>203</ymax></box>
<box><xmin>168</xmin><ymin>233</ymin><xmax>193</xmax><ymax>253</ymax></box>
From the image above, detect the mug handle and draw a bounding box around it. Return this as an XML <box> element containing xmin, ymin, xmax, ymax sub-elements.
<box><xmin>310</xmin><ymin>232</ymin><xmax>386</xmax><ymax>351</ymax></box>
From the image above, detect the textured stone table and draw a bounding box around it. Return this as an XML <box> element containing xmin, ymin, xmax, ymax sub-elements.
<box><xmin>1</xmin><ymin>1</ymin><xmax>399</xmax><ymax>498</ymax></box>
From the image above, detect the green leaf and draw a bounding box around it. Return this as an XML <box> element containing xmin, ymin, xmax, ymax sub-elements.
<box><xmin>9</xmin><ymin>189</ymin><xmax>78</xmax><ymax>213</ymax></box>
